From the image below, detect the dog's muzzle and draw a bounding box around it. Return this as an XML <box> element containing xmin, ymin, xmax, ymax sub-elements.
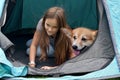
<box><xmin>72</xmin><ymin>45</ymin><xmax>88</xmax><ymax>55</ymax></box>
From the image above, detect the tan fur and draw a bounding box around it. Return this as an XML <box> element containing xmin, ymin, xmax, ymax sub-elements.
<box><xmin>62</xmin><ymin>27</ymin><xmax>98</xmax><ymax>56</ymax></box>
<box><xmin>72</xmin><ymin>27</ymin><xmax>97</xmax><ymax>50</ymax></box>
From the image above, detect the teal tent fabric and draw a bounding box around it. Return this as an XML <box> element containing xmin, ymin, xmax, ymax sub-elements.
<box><xmin>3</xmin><ymin>0</ymin><xmax>98</xmax><ymax>33</ymax></box>
<box><xmin>22</xmin><ymin>0</ymin><xmax>98</xmax><ymax>29</ymax></box>
<box><xmin>0</xmin><ymin>48</ymin><xmax>28</xmax><ymax>78</ymax></box>
<box><xmin>106</xmin><ymin>0</ymin><xmax>120</xmax><ymax>54</ymax></box>
<box><xmin>104</xmin><ymin>0</ymin><xmax>120</xmax><ymax>70</ymax></box>
<box><xmin>2</xmin><ymin>0</ymin><xmax>23</xmax><ymax>33</ymax></box>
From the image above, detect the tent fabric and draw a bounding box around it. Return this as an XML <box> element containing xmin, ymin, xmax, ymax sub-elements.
<box><xmin>7</xmin><ymin>57</ymin><xmax>120</xmax><ymax>80</ymax></box>
<box><xmin>25</xmin><ymin>0</ymin><xmax>115</xmax><ymax>76</ymax></box>
<box><xmin>2</xmin><ymin>0</ymin><xmax>112</xmax><ymax>76</ymax></box>
<box><xmin>0</xmin><ymin>0</ymin><xmax>5</xmax><ymax>18</ymax></box>
<box><xmin>0</xmin><ymin>0</ymin><xmax>28</xmax><ymax>78</ymax></box>
<box><xmin>2</xmin><ymin>0</ymin><xmax>23</xmax><ymax>33</ymax></box>
<box><xmin>6</xmin><ymin>0</ymin><xmax>120</xmax><ymax>79</ymax></box>
<box><xmin>3</xmin><ymin>0</ymin><xmax>98</xmax><ymax>33</ymax></box>
<box><xmin>1</xmin><ymin>0</ymin><xmax>120</xmax><ymax>79</ymax></box>
<box><xmin>0</xmin><ymin>31</ymin><xmax>14</xmax><ymax>52</ymax></box>
<box><xmin>3</xmin><ymin>0</ymin><xmax>115</xmax><ymax>77</ymax></box>
<box><xmin>103</xmin><ymin>0</ymin><xmax>120</xmax><ymax>69</ymax></box>
<box><xmin>0</xmin><ymin>48</ymin><xmax>28</xmax><ymax>78</ymax></box>
<box><xmin>0</xmin><ymin>0</ymin><xmax>15</xmax><ymax>53</ymax></box>
<box><xmin>22</xmin><ymin>0</ymin><xmax>98</xmax><ymax>29</ymax></box>
<box><xmin>0</xmin><ymin>0</ymin><xmax>8</xmax><ymax>28</ymax></box>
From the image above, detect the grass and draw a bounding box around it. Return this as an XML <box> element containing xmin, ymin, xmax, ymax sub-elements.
<box><xmin>24</xmin><ymin>75</ymin><xmax>120</xmax><ymax>80</ymax></box>
<box><xmin>108</xmin><ymin>78</ymin><xmax>120</xmax><ymax>80</ymax></box>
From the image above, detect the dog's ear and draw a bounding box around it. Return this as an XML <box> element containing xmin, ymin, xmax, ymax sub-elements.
<box><xmin>61</xmin><ymin>28</ymin><xmax>72</xmax><ymax>39</ymax></box>
<box><xmin>92</xmin><ymin>30</ymin><xmax>98</xmax><ymax>39</ymax></box>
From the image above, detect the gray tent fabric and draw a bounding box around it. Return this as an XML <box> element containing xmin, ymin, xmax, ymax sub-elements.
<box><xmin>0</xmin><ymin>0</ymin><xmax>14</xmax><ymax>53</ymax></box>
<box><xmin>0</xmin><ymin>31</ymin><xmax>14</xmax><ymax>53</ymax></box>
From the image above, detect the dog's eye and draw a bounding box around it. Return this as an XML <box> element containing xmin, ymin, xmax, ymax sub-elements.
<box><xmin>82</xmin><ymin>37</ymin><xmax>87</xmax><ymax>41</ymax></box>
<box><xmin>73</xmin><ymin>36</ymin><xmax>77</xmax><ymax>40</ymax></box>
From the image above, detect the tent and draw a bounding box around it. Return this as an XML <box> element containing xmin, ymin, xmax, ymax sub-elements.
<box><xmin>0</xmin><ymin>0</ymin><xmax>120</xmax><ymax>79</ymax></box>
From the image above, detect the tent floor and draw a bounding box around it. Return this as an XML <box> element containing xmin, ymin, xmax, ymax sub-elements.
<box><xmin>6</xmin><ymin>33</ymin><xmax>56</xmax><ymax>68</ymax></box>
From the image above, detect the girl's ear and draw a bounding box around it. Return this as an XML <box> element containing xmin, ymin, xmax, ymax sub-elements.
<box><xmin>61</xmin><ymin>28</ymin><xmax>72</xmax><ymax>39</ymax></box>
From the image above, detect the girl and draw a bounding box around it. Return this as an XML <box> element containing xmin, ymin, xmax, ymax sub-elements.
<box><xmin>27</xmin><ymin>7</ymin><xmax>75</xmax><ymax>70</ymax></box>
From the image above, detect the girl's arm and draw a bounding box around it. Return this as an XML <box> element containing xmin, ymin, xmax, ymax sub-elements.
<box><xmin>29</xmin><ymin>30</ymin><xmax>40</xmax><ymax>68</ymax></box>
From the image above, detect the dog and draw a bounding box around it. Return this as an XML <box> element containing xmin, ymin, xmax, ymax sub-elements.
<box><xmin>62</xmin><ymin>27</ymin><xmax>98</xmax><ymax>56</ymax></box>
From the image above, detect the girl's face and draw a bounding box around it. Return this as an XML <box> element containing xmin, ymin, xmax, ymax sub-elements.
<box><xmin>45</xmin><ymin>18</ymin><xmax>59</xmax><ymax>37</ymax></box>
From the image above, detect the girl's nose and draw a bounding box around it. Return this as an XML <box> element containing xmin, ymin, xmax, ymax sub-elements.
<box><xmin>48</xmin><ymin>27</ymin><xmax>52</xmax><ymax>31</ymax></box>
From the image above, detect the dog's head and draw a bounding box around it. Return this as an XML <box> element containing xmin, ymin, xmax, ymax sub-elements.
<box><xmin>62</xmin><ymin>27</ymin><xmax>97</xmax><ymax>55</ymax></box>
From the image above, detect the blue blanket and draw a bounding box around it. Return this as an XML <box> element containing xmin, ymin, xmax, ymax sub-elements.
<box><xmin>0</xmin><ymin>48</ymin><xmax>28</xmax><ymax>78</ymax></box>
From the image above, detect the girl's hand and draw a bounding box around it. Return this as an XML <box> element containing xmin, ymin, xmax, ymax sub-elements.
<box><xmin>28</xmin><ymin>61</ymin><xmax>35</xmax><ymax>68</ymax></box>
<box><xmin>40</xmin><ymin>66</ymin><xmax>57</xmax><ymax>70</ymax></box>
<box><xmin>29</xmin><ymin>64</ymin><xmax>35</xmax><ymax>68</ymax></box>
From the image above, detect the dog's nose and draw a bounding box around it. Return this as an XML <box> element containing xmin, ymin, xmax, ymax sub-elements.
<box><xmin>72</xmin><ymin>45</ymin><xmax>78</xmax><ymax>50</ymax></box>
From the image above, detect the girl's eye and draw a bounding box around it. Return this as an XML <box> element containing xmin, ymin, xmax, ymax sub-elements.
<box><xmin>81</xmin><ymin>37</ymin><xmax>87</xmax><ymax>41</ymax></box>
<box><xmin>52</xmin><ymin>26</ymin><xmax>57</xmax><ymax>29</ymax></box>
<box><xmin>47</xmin><ymin>23</ymin><xmax>50</xmax><ymax>27</ymax></box>
<box><xmin>73</xmin><ymin>36</ymin><xmax>77</xmax><ymax>40</ymax></box>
